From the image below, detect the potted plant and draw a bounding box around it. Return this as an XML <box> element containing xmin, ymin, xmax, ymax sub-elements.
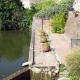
<box><xmin>39</xmin><ymin>30</ymin><xmax>45</xmax><ymax>36</ymax></box>
<box><xmin>74</xmin><ymin>10</ymin><xmax>79</xmax><ymax>17</ymax></box>
<box><xmin>40</xmin><ymin>35</ymin><xmax>48</xmax><ymax>43</ymax></box>
<box><xmin>42</xmin><ymin>42</ymin><xmax>50</xmax><ymax>52</ymax></box>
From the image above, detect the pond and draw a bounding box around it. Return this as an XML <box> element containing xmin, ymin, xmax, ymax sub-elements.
<box><xmin>0</xmin><ymin>30</ymin><xmax>31</xmax><ymax>79</ymax></box>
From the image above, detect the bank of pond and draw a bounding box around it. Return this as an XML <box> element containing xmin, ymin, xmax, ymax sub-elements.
<box><xmin>3</xmin><ymin>67</ymin><xmax>60</xmax><ymax>80</ymax></box>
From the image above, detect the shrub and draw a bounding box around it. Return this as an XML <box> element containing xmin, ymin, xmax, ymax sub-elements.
<box><xmin>0</xmin><ymin>0</ymin><xmax>24</xmax><ymax>30</ymax></box>
<box><xmin>59</xmin><ymin>64</ymin><xmax>66</xmax><ymax>72</ymax></box>
<box><xmin>51</xmin><ymin>12</ymin><xmax>67</xmax><ymax>33</ymax></box>
<box><xmin>20</xmin><ymin>6</ymin><xmax>38</xmax><ymax>30</ymax></box>
<box><xmin>34</xmin><ymin>0</ymin><xmax>74</xmax><ymax>19</ymax></box>
<box><xmin>65</xmin><ymin>47</ymin><xmax>80</xmax><ymax>79</ymax></box>
<box><xmin>32</xmin><ymin>0</ymin><xmax>55</xmax><ymax>11</ymax></box>
<box><xmin>0</xmin><ymin>0</ymin><xmax>37</xmax><ymax>30</ymax></box>
<box><xmin>67</xmin><ymin>73</ymin><xmax>79</xmax><ymax>80</ymax></box>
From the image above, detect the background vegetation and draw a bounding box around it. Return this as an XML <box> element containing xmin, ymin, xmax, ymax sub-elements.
<box><xmin>51</xmin><ymin>12</ymin><xmax>67</xmax><ymax>33</ymax></box>
<box><xmin>34</xmin><ymin>0</ymin><xmax>74</xmax><ymax>19</ymax></box>
<box><xmin>0</xmin><ymin>0</ymin><xmax>37</xmax><ymax>30</ymax></box>
<box><xmin>0</xmin><ymin>0</ymin><xmax>23</xmax><ymax>30</ymax></box>
<box><xmin>0</xmin><ymin>0</ymin><xmax>74</xmax><ymax>31</ymax></box>
<box><xmin>65</xmin><ymin>47</ymin><xmax>80</xmax><ymax>80</ymax></box>
<box><xmin>32</xmin><ymin>0</ymin><xmax>55</xmax><ymax>11</ymax></box>
<box><xmin>32</xmin><ymin>0</ymin><xmax>74</xmax><ymax>33</ymax></box>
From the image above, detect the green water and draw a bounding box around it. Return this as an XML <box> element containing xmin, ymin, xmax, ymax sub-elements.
<box><xmin>0</xmin><ymin>30</ymin><xmax>31</xmax><ymax>79</ymax></box>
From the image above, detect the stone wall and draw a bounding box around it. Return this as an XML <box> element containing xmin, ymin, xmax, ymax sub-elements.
<box><xmin>3</xmin><ymin>68</ymin><xmax>30</xmax><ymax>80</ymax></box>
<box><xmin>43</xmin><ymin>19</ymin><xmax>50</xmax><ymax>32</ymax></box>
<box><xmin>73</xmin><ymin>0</ymin><xmax>80</xmax><ymax>11</ymax></box>
<box><xmin>32</xmin><ymin>17</ymin><xmax>42</xmax><ymax>31</ymax></box>
<box><xmin>32</xmin><ymin>17</ymin><xmax>50</xmax><ymax>33</ymax></box>
<box><xmin>65</xmin><ymin>11</ymin><xmax>80</xmax><ymax>39</ymax></box>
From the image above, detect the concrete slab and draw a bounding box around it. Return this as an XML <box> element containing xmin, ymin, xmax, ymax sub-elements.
<box><xmin>34</xmin><ymin>30</ymin><xmax>58</xmax><ymax>67</ymax></box>
<box><xmin>33</xmin><ymin>30</ymin><xmax>71</xmax><ymax>66</ymax></box>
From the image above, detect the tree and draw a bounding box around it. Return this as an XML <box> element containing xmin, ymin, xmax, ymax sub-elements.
<box><xmin>20</xmin><ymin>5</ymin><xmax>38</xmax><ymax>30</ymax></box>
<box><xmin>0</xmin><ymin>0</ymin><xmax>38</xmax><ymax>30</ymax></box>
<box><xmin>0</xmin><ymin>0</ymin><xmax>24</xmax><ymax>30</ymax></box>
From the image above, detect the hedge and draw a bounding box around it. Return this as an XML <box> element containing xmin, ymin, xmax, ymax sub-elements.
<box><xmin>34</xmin><ymin>0</ymin><xmax>74</xmax><ymax>19</ymax></box>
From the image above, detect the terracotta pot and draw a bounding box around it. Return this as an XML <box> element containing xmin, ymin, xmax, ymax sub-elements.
<box><xmin>40</xmin><ymin>32</ymin><xmax>45</xmax><ymax>36</ymax></box>
<box><xmin>40</xmin><ymin>38</ymin><xmax>47</xmax><ymax>43</ymax></box>
<box><xmin>42</xmin><ymin>45</ymin><xmax>50</xmax><ymax>52</ymax></box>
<box><xmin>75</xmin><ymin>13</ymin><xmax>78</xmax><ymax>17</ymax></box>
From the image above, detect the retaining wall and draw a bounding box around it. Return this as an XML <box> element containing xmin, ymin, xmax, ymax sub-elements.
<box><xmin>3</xmin><ymin>68</ymin><xmax>30</xmax><ymax>80</ymax></box>
<box><xmin>32</xmin><ymin>17</ymin><xmax>50</xmax><ymax>32</ymax></box>
<box><xmin>65</xmin><ymin>11</ymin><xmax>80</xmax><ymax>39</ymax></box>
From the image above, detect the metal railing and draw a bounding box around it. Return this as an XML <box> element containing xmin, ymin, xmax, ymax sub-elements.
<box><xmin>28</xmin><ymin>30</ymin><xmax>35</xmax><ymax>65</ymax></box>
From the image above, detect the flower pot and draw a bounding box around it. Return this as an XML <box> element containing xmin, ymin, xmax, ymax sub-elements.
<box><xmin>42</xmin><ymin>42</ymin><xmax>50</xmax><ymax>52</ymax></box>
<box><xmin>40</xmin><ymin>32</ymin><xmax>45</xmax><ymax>36</ymax></box>
<box><xmin>40</xmin><ymin>38</ymin><xmax>47</xmax><ymax>43</ymax></box>
<box><xmin>42</xmin><ymin>45</ymin><xmax>50</xmax><ymax>52</ymax></box>
<box><xmin>39</xmin><ymin>30</ymin><xmax>45</xmax><ymax>36</ymax></box>
<box><xmin>75</xmin><ymin>13</ymin><xmax>78</xmax><ymax>17</ymax></box>
<box><xmin>74</xmin><ymin>10</ymin><xmax>79</xmax><ymax>17</ymax></box>
<box><xmin>40</xmin><ymin>35</ymin><xmax>48</xmax><ymax>43</ymax></box>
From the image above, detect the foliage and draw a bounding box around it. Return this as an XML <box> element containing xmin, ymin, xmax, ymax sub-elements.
<box><xmin>0</xmin><ymin>0</ymin><xmax>37</xmax><ymax>30</ymax></box>
<box><xmin>39</xmin><ymin>30</ymin><xmax>45</xmax><ymax>33</ymax></box>
<box><xmin>0</xmin><ymin>0</ymin><xmax>24</xmax><ymax>30</ymax></box>
<box><xmin>32</xmin><ymin>0</ymin><xmax>55</xmax><ymax>11</ymax></box>
<box><xmin>59</xmin><ymin>64</ymin><xmax>66</xmax><ymax>72</ymax></box>
<box><xmin>67</xmin><ymin>73</ymin><xmax>79</xmax><ymax>80</ymax></box>
<box><xmin>74</xmin><ymin>10</ymin><xmax>79</xmax><ymax>15</ymax></box>
<box><xmin>40</xmin><ymin>35</ymin><xmax>48</xmax><ymax>39</ymax></box>
<box><xmin>51</xmin><ymin>12</ymin><xmax>67</xmax><ymax>33</ymax></box>
<box><xmin>20</xmin><ymin>6</ymin><xmax>38</xmax><ymax>30</ymax></box>
<box><xmin>43</xmin><ymin>42</ymin><xmax>50</xmax><ymax>47</ymax></box>
<box><xmin>34</xmin><ymin>0</ymin><xmax>74</xmax><ymax>18</ymax></box>
<box><xmin>65</xmin><ymin>47</ymin><xmax>80</xmax><ymax>79</ymax></box>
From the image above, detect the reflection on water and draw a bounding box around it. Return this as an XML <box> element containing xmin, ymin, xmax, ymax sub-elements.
<box><xmin>0</xmin><ymin>30</ymin><xmax>31</xmax><ymax>79</ymax></box>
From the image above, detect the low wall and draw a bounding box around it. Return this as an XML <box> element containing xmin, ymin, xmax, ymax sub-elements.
<box><xmin>32</xmin><ymin>17</ymin><xmax>50</xmax><ymax>32</ymax></box>
<box><xmin>3</xmin><ymin>68</ymin><xmax>30</xmax><ymax>80</ymax></box>
<box><xmin>65</xmin><ymin>11</ymin><xmax>80</xmax><ymax>39</ymax></box>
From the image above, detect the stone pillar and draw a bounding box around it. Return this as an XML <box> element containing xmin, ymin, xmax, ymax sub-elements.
<box><xmin>40</xmin><ymin>19</ymin><xmax>43</xmax><ymax>30</ymax></box>
<box><xmin>32</xmin><ymin>17</ymin><xmax>43</xmax><ymax>31</ymax></box>
<box><xmin>32</xmin><ymin>17</ymin><xmax>50</xmax><ymax>32</ymax></box>
<box><xmin>43</xmin><ymin>19</ymin><xmax>50</xmax><ymax>32</ymax></box>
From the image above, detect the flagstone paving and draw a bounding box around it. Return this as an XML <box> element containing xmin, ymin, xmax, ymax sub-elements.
<box><xmin>50</xmin><ymin>33</ymin><xmax>71</xmax><ymax>64</ymax></box>
<box><xmin>33</xmin><ymin>30</ymin><xmax>71</xmax><ymax>66</ymax></box>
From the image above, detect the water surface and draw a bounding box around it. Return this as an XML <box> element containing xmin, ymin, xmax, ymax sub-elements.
<box><xmin>0</xmin><ymin>30</ymin><xmax>31</xmax><ymax>79</ymax></box>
